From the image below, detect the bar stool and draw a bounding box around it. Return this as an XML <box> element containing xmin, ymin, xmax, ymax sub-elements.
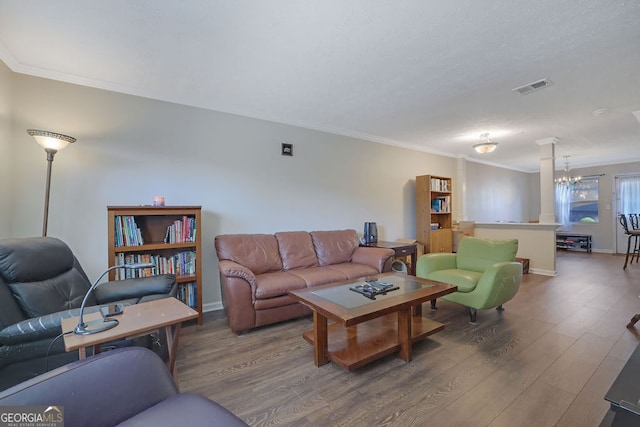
<box><xmin>619</xmin><ymin>214</ymin><xmax>640</xmax><ymax>269</ymax></box>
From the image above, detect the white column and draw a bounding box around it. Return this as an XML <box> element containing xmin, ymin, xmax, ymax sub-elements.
<box><xmin>536</xmin><ymin>137</ymin><xmax>557</xmax><ymax>224</ymax></box>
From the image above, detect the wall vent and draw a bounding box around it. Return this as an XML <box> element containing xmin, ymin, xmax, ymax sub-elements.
<box><xmin>512</xmin><ymin>79</ymin><xmax>552</xmax><ymax>95</ymax></box>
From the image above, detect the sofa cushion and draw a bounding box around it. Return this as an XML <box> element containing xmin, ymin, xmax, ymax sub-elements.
<box><xmin>274</xmin><ymin>231</ymin><xmax>318</xmax><ymax>271</ymax></box>
<box><xmin>456</xmin><ymin>237</ymin><xmax>518</xmax><ymax>273</ymax></box>
<box><xmin>8</xmin><ymin>268</ymin><xmax>96</xmax><ymax>319</ymax></box>
<box><xmin>427</xmin><ymin>269</ymin><xmax>482</xmax><ymax>293</ymax></box>
<box><xmin>254</xmin><ymin>295</ymin><xmax>300</xmax><ymax>310</ymax></box>
<box><xmin>289</xmin><ymin>267</ymin><xmax>348</xmax><ymax>287</ymax></box>
<box><xmin>254</xmin><ymin>271</ymin><xmax>306</xmax><ymax>299</ymax></box>
<box><xmin>325</xmin><ymin>263</ymin><xmax>379</xmax><ymax>280</ymax></box>
<box><xmin>215</xmin><ymin>234</ymin><xmax>283</xmax><ymax>275</ymax></box>
<box><xmin>309</xmin><ymin>230</ymin><xmax>359</xmax><ymax>267</ymax></box>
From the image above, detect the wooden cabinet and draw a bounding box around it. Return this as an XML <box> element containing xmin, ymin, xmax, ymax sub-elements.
<box><xmin>416</xmin><ymin>175</ymin><xmax>453</xmax><ymax>253</ymax></box>
<box><xmin>107</xmin><ymin>206</ymin><xmax>203</xmax><ymax>325</ymax></box>
<box><xmin>429</xmin><ymin>229</ymin><xmax>453</xmax><ymax>253</ymax></box>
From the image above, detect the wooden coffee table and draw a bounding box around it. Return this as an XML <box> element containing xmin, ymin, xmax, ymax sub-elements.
<box><xmin>61</xmin><ymin>297</ymin><xmax>198</xmax><ymax>378</ymax></box>
<box><xmin>289</xmin><ymin>272</ymin><xmax>457</xmax><ymax>370</ymax></box>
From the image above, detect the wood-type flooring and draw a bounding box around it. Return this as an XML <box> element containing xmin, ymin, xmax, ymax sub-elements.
<box><xmin>176</xmin><ymin>251</ymin><xmax>640</xmax><ymax>426</ymax></box>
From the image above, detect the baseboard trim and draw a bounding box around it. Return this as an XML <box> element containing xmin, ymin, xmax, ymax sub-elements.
<box><xmin>529</xmin><ymin>268</ymin><xmax>558</xmax><ymax>276</ymax></box>
<box><xmin>203</xmin><ymin>301</ymin><xmax>224</xmax><ymax>313</ymax></box>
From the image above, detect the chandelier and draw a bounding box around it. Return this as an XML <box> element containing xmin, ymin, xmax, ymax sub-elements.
<box><xmin>555</xmin><ymin>156</ymin><xmax>581</xmax><ymax>185</ymax></box>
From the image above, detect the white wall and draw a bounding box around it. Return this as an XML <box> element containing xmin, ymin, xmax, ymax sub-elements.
<box><xmin>0</xmin><ymin>61</ymin><xmax>12</xmax><ymax>235</ymax></box>
<box><xmin>9</xmin><ymin>73</ymin><xmax>460</xmax><ymax>310</ymax></box>
<box><xmin>464</xmin><ymin>160</ymin><xmax>532</xmax><ymax>222</ymax></box>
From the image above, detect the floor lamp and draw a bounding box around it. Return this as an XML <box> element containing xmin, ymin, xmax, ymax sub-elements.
<box><xmin>27</xmin><ymin>129</ymin><xmax>76</xmax><ymax>237</ymax></box>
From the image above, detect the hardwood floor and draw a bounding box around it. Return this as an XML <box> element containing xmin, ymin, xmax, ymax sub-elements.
<box><xmin>176</xmin><ymin>252</ymin><xmax>640</xmax><ymax>426</ymax></box>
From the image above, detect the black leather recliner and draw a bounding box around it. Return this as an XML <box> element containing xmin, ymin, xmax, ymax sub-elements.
<box><xmin>0</xmin><ymin>237</ymin><xmax>177</xmax><ymax>390</ymax></box>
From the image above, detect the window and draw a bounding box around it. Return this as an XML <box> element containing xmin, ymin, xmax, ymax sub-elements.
<box><xmin>570</xmin><ymin>178</ymin><xmax>599</xmax><ymax>223</ymax></box>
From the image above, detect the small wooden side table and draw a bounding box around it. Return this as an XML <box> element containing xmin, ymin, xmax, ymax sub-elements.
<box><xmin>367</xmin><ymin>241</ymin><xmax>418</xmax><ymax>275</ymax></box>
<box><xmin>61</xmin><ymin>297</ymin><xmax>198</xmax><ymax>379</ymax></box>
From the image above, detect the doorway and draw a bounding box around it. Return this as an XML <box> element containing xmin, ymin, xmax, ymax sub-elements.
<box><xmin>615</xmin><ymin>174</ymin><xmax>640</xmax><ymax>253</ymax></box>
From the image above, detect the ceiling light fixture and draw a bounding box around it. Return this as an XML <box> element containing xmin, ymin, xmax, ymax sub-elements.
<box><xmin>473</xmin><ymin>133</ymin><xmax>498</xmax><ymax>154</ymax></box>
<box><xmin>555</xmin><ymin>155</ymin><xmax>581</xmax><ymax>185</ymax></box>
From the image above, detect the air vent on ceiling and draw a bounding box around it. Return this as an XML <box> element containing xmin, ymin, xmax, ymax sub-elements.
<box><xmin>512</xmin><ymin>79</ymin><xmax>552</xmax><ymax>95</ymax></box>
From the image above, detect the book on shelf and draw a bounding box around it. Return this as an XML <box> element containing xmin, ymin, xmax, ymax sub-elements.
<box><xmin>114</xmin><ymin>215</ymin><xmax>144</xmax><ymax>247</ymax></box>
<box><xmin>115</xmin><ymin>251</ymin><xmax>196</xmax><ymax>280</ymax></box>
<box><xmin>178</xmin><ymin>281</ymin><xmax>198</xmax><ymax>309</ymax></box>
<box><xmin>429</xmin><ymin>177</ymin><xmax>451</xmax><ymax>192</ymax></box>
<box><xmin>431</xmin><ymin>196</ymin><xmax>450</xmax><ymax>213</ymax></box>
<box><xmin>164</xmin><ymin>216</ymin><xmax>197</xmax><ymax>244</ymax></box>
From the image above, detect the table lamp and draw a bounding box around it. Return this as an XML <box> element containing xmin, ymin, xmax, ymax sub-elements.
<box><xmin>74</xmin><ymin>263</ymin><xmax>154</xmax><ymax>335</ymax></box>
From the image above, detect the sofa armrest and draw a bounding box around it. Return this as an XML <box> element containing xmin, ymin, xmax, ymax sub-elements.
<box><xmin>0</xmin><ymin>347</ymin><xmax>178</xmax><ymax>427</ymax></box>
<box><xmin>218</xmin><ymin>260</ymin><xmax>257</xmax><ymax>288</ymax></box>
<box><xmin>0</xmin><ymin>306</ymin><xmax>102</xmax><ymax>346</ymax></box>
<box><xmin>217</xmin><ymin>260</ymin><xmax>258</xmax><ymax>334</ymax></box>
<box><xmin>95</xmin><ymin>274</ymin><xmax>177</xmax><ymax>303</ymax></box>
<box><xmin>473</xmin><ymin>262</ymin><xmax>523</xmax><ymax>309</ymax></box>
<box><xmin>351</xmin><ymin>247</ymin><xmax>395</xmax><ymax>272</ymax></box>
<box><xmin>416</xmin><ymin>253</ymin><xmax>457</xmax><ymax>277</ymax></box>
<box><xmin>118</xmin><ymin>392</ymin><xmax>248</xmax><ymax>427</ymax></box>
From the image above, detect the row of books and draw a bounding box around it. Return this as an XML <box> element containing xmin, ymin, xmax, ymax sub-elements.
<box><xmin>431</xmin><ymin>196</ymin><xmax>451</xmax><ymax>213</ymax></box>
<box><xmin>178</xmin><ymin>281</ymin><xmax>198</xmax><ymax>309</ymax></box>
<box><xmin>114</xmin><ymin>215</ymin><xmax>144</xmax><ymax>247</ymax></box>
<box><xmin>430</xmin><ymin>178</ymin><xmax>451</xmax><ymax>192</ymax></box>
<box><xmin>164</xmin><ymin>216</ymin><xmax>197</xmax><ymax>244</ymax></box>
<box><xmin>115</xmin><ymin>252</ymin><xmax>197</xmax><ymax>280</ymax></box>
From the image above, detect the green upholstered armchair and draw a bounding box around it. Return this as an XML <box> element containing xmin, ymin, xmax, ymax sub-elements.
<box><xmin>416</xmin><ymin>236</ymin><xmax>522</xmax><ymax>324</ymax></box>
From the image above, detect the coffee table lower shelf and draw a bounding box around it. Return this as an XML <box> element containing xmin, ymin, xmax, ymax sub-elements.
<box><xmin>302</xmin><ymin>313</ymin><xmax>444</xmax><ymax>371</ymax></box>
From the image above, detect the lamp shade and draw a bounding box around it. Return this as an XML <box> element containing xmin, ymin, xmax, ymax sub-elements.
<box><xmin>473</xmin><ymin>133</ymin><xmax>498</xmax><ymax>154</ymax></box>
<box><xmin>473</xmin><ymin>142</ymin><xmax>498</xmax><ymax>154</ymax></box>
<box><xmin>27</xmin><ymin>129</ymin><xmax>76</xmax><ymax>152</ymax></box>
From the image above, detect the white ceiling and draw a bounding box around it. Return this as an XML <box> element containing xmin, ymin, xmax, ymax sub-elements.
<box><xmin>1</xmin><ymin>1</ymin><xmax>639</xmax><ymax>172</ymax></box>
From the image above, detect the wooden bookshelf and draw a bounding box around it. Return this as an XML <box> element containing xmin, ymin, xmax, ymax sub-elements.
<box><xmin>107</xmin><ymin>205</ymin><xmax>203</xmax><ymax>325</ymax></box>
<box><xmin>416</xmin><ymin>175</ymin><xmax>453</xmax><ymax>253</ymax></box>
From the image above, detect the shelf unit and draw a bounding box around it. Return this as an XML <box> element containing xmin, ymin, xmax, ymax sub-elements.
<box><xmin>416</xmin><ymin>175</ymin><xmax>453</xmax><ymax>253</ymax></box>
<box><xmin>556</xmin><ymin>233</ymin><xmax>592</xmax><ymax>253</ymax></box>
<box><xmin>107</xmin><ymin>205</ymin><xmax>203</xmax><ymax>324</ymax></box>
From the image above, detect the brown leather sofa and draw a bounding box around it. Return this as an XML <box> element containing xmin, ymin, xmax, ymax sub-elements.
<box><xmin>215</xmin><ymin>229</ymin><xmax>395</xmax><ymax>334</ymax></box>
